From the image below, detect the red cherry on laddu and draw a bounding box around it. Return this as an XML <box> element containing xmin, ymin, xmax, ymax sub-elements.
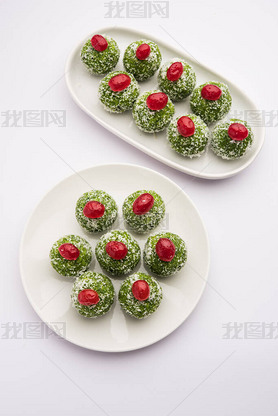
<box><xmin>132</xmin><ymin>193</ymin><xmax>154</xmax><ymax>215</ymax></box>
<box><xmin>83</xmin><ymin>201</ymin><xmax>105</xmax><ymax>219</ymax></box>
<box><xmin>91</xmin><ymin>35</ymin><xmax>108</xmax><ymax>52</ymax></box>
<box><xmin>177</xmin><ymin>116</ymin><xmax>195</xmax><ymax>137</ymax></box>
<box><xmin>146</xmin><ymin>92</ymin><xmax>168</xmax><ymax>111</ymax></box>
<box><xmin>156</xmin><ymin>238</ymin><xmax>176</xmax><ymax>262</ymax></box>
<box><xmin>201</xmin><ymin>84</ymin><xmax>222</xmax><ymax>101</ymax></box>
<box><xmin>106</xmin><ymin>241</ymin><xmax>128</xmax><ymax>260</ymax></box>
<box><xmin>167</xmin><ymin>62</ymin><xmax>183</xmax><ymax>82</ymax></box>
<box><xmin>58</xmin><ymin>243</ymin><xmax>80</xmax><ymax>261</ymax></box>
<box><xmin>78</xmin><ymin>289</ymin><xmax>100</xmax><ymax>306</ymax></box>
<box><xmin>136</xmin><ymin>43</ymin><xmax>151</xmax><ymax>60</ymax></box>
<box><xmin>108</xmin><ymin>74</ymin><xmax>131</xmax><ymax>92</ymax></box>
<box><xmin>228</xmin><ymin>123</ymin><xmax>249</xmax><ymax>141</ymax></box>
<box><xmin>132</xmin><ymin>280</ymin><xmax>150</xmax><ymax>301</ymax></box>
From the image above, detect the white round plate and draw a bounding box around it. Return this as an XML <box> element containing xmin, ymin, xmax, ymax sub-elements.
<box><xmin>20</xmin><ymin>164</ymin><xmax>209</xmax><ymax>352</ymax></box>
<box><xmin>65</xmin><ymin>26</ymin><xmax>265</xmax><ymax>180</ymax></box>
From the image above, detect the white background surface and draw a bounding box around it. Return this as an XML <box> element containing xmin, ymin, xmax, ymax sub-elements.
<box><xmin>1</xmin><ymin>0</ymin><xmax>278</xmax><ymax>415</ymax></box>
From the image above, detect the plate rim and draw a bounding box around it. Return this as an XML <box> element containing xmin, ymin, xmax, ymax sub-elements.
<box><xmin>65</xmin><ymin>25</ymin><xmax>265</xmax><ymax>180</ymax></box>
<box><xmin>19</xmin><ymin>163</ymin><xmax>210</xmax><ymax>352</ymax></box>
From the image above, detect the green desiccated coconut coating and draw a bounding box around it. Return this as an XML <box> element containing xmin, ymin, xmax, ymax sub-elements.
<box><xmin>122</xmin><ymin>190</ymin><xmax>165</xmax><ymax>233</ymax></box>
<box><xmin>118</xmin><ymin>272</ymin><xmax>162</xmax><ymax>319</ymax></box>
<box><xmin>123</xmin><ymin>39</ymin><xmax>162</xmax><ymax>81</ymax></box>
<box><xmin>143</xmin><ymin>232</ymin><xmax>187</xmax><ymax>277</ymax></box>
<box><xmin>211</xmin><ymin>118</ymin><xmax>253</xmax><ymax>160</ymax></box>
<box><xmin>157</xmin><ymin>59</ymin><xmax>196</xmax><ymax>102</ymax></box>
<box><xmin>98</xmin><ymin>71</ymin><xmax>140</xmax><ymax>113</ymax></box>
<box><xmin>80</xmin><ymin>35</ymin><xmax>120</xmax><ymax>76</ymax></box>
<box><xmin>95</xmin><ymin>230</ymin><xmax>141</xmax><ymax>276</ymax></box>
<box><xmin>75</xmin><ymin>190</ymin><xmax>117</xmax><ymax>233</ymax></box>
<box><xmin>167</xmin><ymin>114</ymin><xmax>209</xmax><ymax>158</ymax></box>
<box><xmin>190</xmin><ymin>81</ymin><xmax>232</xmax><ymax>124</ymax></box>
<box><xmin>71</xmin><ymin>271</ymin><xmax>115</xmax><ymax>318</ymax></box>
<box><xmin>50</xmin><ymin>235</ymin><xmax>92</xmax><ymax>277</ymax></box>
<box><xmin>132</xmin><ymin>90</ymin><xmax>175</xmax><ymax>133</ymax></box>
